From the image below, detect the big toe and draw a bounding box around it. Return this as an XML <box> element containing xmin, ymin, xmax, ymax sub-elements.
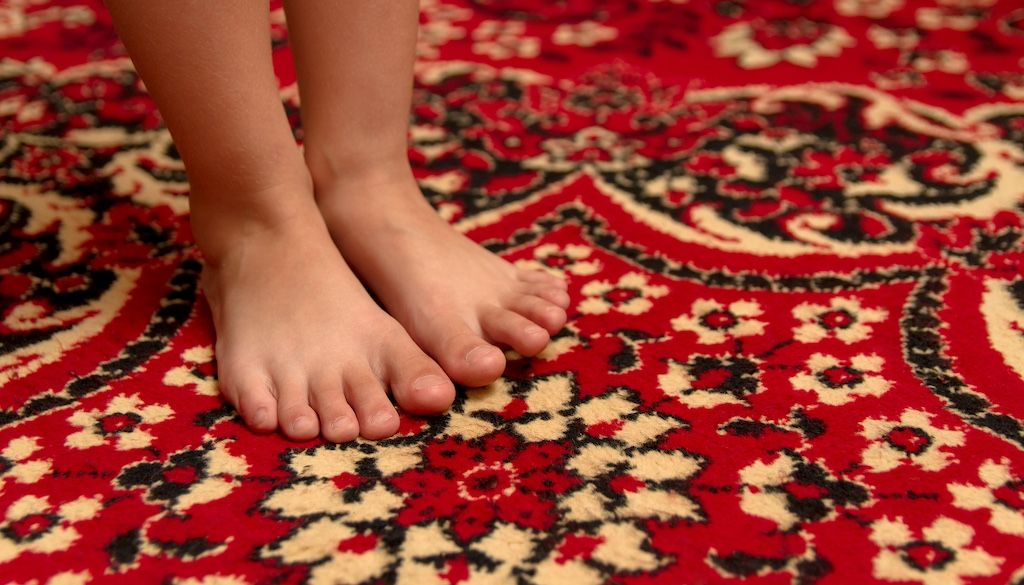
<box><xmin>415</xmin><ymin>316</ymin><xmax>505</xmax><ymax>387</ymax></box>
<box><xmin>385</xmin><ymin>339</ymin><xmax>456</xmax><ymax>415</ymax></box>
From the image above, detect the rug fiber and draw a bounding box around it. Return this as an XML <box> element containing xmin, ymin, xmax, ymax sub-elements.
<box><xmin>2</xmin><ymin>0</ymin><xmax>1024</xmax><ymax>582</ymax></box>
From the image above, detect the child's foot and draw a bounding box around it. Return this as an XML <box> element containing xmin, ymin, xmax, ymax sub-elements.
<box><xmin>314</xmin><ymin>167</ymin><xmax>570</xmax><ymax>387</ymax></box>
<box><xmin>198</xmin><ymin>195</ymin><xmax>455</xmax><ymax>442</ymax></box>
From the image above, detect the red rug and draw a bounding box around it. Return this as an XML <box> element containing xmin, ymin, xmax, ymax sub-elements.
<box><xmin>3</xmin><ymin>0</ymin><xmax>1024</xmax><ymax>582</ymax></box>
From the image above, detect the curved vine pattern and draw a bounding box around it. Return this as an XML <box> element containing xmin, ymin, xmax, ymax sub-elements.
<box><xmin>1</xmin><ymin>0</ymin><xmax>1023</xmax><ymax>583</ymax></box>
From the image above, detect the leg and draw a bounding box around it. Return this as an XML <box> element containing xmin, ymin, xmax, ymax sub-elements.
<box><xmin>106</xmin><ymin>0</ymin><xmax>454</xmax><ymax>441</ymax></box>
<box><xmin>283</xmin><ymin>0</ymin><xmax>570</xmax><ymax>387</ymax></box>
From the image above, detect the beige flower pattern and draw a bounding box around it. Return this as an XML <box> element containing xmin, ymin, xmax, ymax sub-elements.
<box><xmin>790</xmin><ymin>353</ymin><xmax>891</xmax><ymax>405</ymax></box>
<box><xmin>527</xmin><ymin>127</ymin><xmax>648</xmax><ymax>174</ymax></box>
<box><xmin>416</xmin><ymin>0</ymin><xmax>471</xmax><ymax>60</ymax></box>
<box><xmin>949</xmin><ymin>458</ymin><xmax>1024</xmax><ymax>536</ymax></box>
<box><xmin>836</xmin><ymin>0</ymin><xmax>905</xmax><ymax>18</ymax></box>
<box><xmin>671</xmin><ymin>299</ymin><xmax>766</xmax><ymax>344</ymax></box>
<box><xmin>860</xmin><ymin>409</ymin><xmax>965</xmax><ymax>473</ymax></box>
<box><xmin>916</xmin><ymin>5</ymin><xmax>985</xmax><ymax>30</ymax></box>
<box><xmin>4</xmin><ymin>0</ymin><xmax>1024</xmax><ymax>581</ymax></box>
<box><xmin>868</xmin><ymin>25</ymin><xmax>921</xmax><ymax>50</ymax></box>
<box><xmin>552</xmin><ymin>21</ymin><xmax>617</xmax><ymax>47</ymax></box>
<box><xmin>0</xmin><ymin>494</ymin><xmax>102</xmax><ymax>564</ymax></box>
<box><xmin>658</xmin><ymin>355</ymin><xmax>762</xmax><ymax>408</ymax></box>
<box><xmin>792</xmin><ymin>296</ymin><xmax>888</xmax><ymax>344</ymax></box>
<box><xmin>517</xmin><ymin>243</ymin><xmax>602</xmax><ymax>277</ymax></box>
<box><xmin>0</xmin><ymin>436</ymin><xmax>51</xmax><ymax>490</ymax></box>
<box><xmin>115</xmin><ymin>440</ymin><xmax>249</xmax><ymax>513</ymax></box>
<box><xmin>712</xmin><ymin>20</ymin><xmax>855</xmax><ymax>69</ymax></box>
<box><xmin>259</xmin><ymin>377</ymin><xmax>689</xmax><ymax>584</ymax></box>
<box><xmin>66</xmin><ymin>393</ymin><xmax>173</xmax><ymax>450</ymax></box>
<box><xmin>579</xmin><ymin>272</ymin><xmax>669</xmax><ymax>315</ymax></box>
<box><xmin>910</xmin><ymin>50</ymin><xmax>969</xmax><ymax>74</ymax></box>
<box><xmin>262</xmin><ymin>519</ymin><xmax>393</xmax><ymax>585</ymax></box>
<box><xmin>163</xmin><ymin>345</ymin><xmax>219</xmax><ymax>396</ymax></box>
<box><xmin>472</xmin><ymin>21</ymin><xmax>540</xmax><ymax>60</ymax></box>
<box><xmin>0</xmin><ymin>1</ymin><xmax>93</xmax><ymax>39</ymax></box>
<box><xmin>870</xmin><ymin>516</ymin><xmax>1002</xmax><ymax>584</ymax></box>
<box><xmin>532</xmin><ymin>523</ymin><xmax>663</xmax><ymax>584</ymax></box>
<box><xmin>566</xmin><ymin>389</ymin><xmax>702</xmax><ymax>523</ymax></box>
<box><xmin>739</xmin><ymin>451</ymin><xmax>869</xmax><ymax>531</ymax></box>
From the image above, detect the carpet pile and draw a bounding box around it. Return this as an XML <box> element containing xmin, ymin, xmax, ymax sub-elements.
<box><xmin>2</xmin><ymin>0</ymin><xmax>1024</xmax><ymax>582</ymax></box>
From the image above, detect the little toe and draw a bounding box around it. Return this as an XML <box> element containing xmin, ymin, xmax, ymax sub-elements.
<box><xmin>385</xmin><ymin>340</ymin><xmax>456</xmax><ymax>415</ymax></box>
<box><xmin>274</xmin><ymin>376</ymin><xmax>320</xmax><ymax>441</ymax></box>
<box><xmin>220</xmin><ymin>368</ymin><xmax>278</xmax><ymax>433</ymax></box>
<box><xmin>344</xmin><ymin>371</ymin><xmax>400</xmax><ymax>440</ymax></box>
<box><xmin>521</xmin><ymin>283</ymin><xmax>571</xmax><ymax>309</ymax></box>
<box><xmin>510</xmin><ymin>295</ymin><xmax>568</xmax><ymax>335</ymax></box>
<box><xmin>419</xmin><ymin>317</ymin><xmax>505</xmax><ymax>387</ymax></box>
<box><xmin>309</xmin><ymin>375</ymin><xmax>359</xmax><ymax>443</ymax></box>
<box><xmin>482</xmin><ymin>307</ymin><xmax>550</xmax><ymax>356</ymax></box>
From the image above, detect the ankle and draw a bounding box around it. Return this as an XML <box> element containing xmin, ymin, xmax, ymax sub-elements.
<box><xmin>304</xmin><ymin>146</ymin><xmax>414</xmax><ymax>197</ymax></box>
<box><xmin>191</xmin><ymin>184</ymin><xmax>327</xmax><ymax>268</ymax></box>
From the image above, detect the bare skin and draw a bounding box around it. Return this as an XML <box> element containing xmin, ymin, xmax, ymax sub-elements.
<box><xmin>317</xmin><ymin>172</ymin><xmax>571</xmax><ymax>386</ymax></box>
<box><xmin>107</xmin><ymin>1</ymin><xmax>567</xmax><ymax>441</ymax></box>
<box><xmin>106</xmin><ymin>1</ymin><xmax>455</xmax><ymax>441</ymax></box>
<box><xmin>284</xmin><ymin>1</ymin><xmax>570</xmax><ymax>385</ymax></box>
<box><xmin>202</xmin><ymin>197</ymin><xmax>456</xmax><ymax>441</ymax></box>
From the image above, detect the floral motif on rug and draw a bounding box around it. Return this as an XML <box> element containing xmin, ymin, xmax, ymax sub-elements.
<box><xmin>1</xmin><ymin>0</ymin><xmax>1024</xmax><ymax>582</ymax></box>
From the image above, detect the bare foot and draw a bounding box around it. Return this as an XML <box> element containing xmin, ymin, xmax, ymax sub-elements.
<box><xmin>198</xmin><ymin>192</ymin><xmax>455</xmax><ymax>442</ymax></box>
<box><xmin>315</xmin><ymin>168</ymin><xmax>570</xmax><ymax>387</ymax></box>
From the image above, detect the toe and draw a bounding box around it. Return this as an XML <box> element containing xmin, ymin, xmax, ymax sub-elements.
<box><xmin>218</xmin><ymin>366</ymin><xmax>278</xmax><ymax>433</ymax></box>
<box><xmin>509</xmin><ymin>295</ymin><xmax>568</xmax><ymax>335</ymax></box>
<box><xmin>384</xmin><ymin>339</ymin><xmax>456</xmax><ymax>415</ymax></box>
<box><xmin>481</xmin><ymin>307</ymin><xmax>550</xmax><ymax>356</ymax></box>
<box><xmin>274</xmin><ymin>375</ymin><xmax>320</xmax><ymax>441</ymax></box>
<box><xmin>417</xmin><ymin>316</ymin><xmax>505</xmax><ymax>387</ymax></box>
<box><xmin>521</xmin><ymin>283</ymin><xmax>571</xmax><ymax>309</ymax></box>
<box><xmin>309</xmin><ymin>374</ymin><xmax>359</xmax><ymax>443</ymax></box>
<box><xmin>518</xmin><ymin>268</ymin><xmax>568</xmax><ymax>289</ymax></box>
<box><xmin>344</xmin><ymin>370</ymin><xmax>400</xmax><ymax>440</ymax></box>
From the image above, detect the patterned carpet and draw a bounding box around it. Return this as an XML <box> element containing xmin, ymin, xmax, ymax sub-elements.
<box><xmin>3</xmin><ymin>0</ymin><xmax>1024</xmax><ymax>582</ymax></box>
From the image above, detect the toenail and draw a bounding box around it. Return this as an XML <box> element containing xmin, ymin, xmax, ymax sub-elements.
<box><xmin>253</xmin><ymin>407</ymin><xmax>270</xmax><ymax>427</ymax></box>
<box><xmin>331</xmin><ymin>417</ymin><xmax>354</xmax><ymax>433</ymax></box>
<box><xmin>413</xmin><ymin>375</ymin><xmax>448</xmax><ymax>392</ymax></box>
<box><xmin>293</xmin><ymin>415</ymin><xmax>314</xmax><ymax>431</ymax></box>
<box><xmin>525</xmin><ymin>325</ymin><xmax>546</xmax><ymax>337</ymax></box>
<box><xmin>368</xmin><ymin>410</ymin><xmax>396</xmax><ymax>427</ymax></box>
<box><xmin>465</xmin><ymin>345</ymin><xmax>496</xmax><ymax>364</ymax></box>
